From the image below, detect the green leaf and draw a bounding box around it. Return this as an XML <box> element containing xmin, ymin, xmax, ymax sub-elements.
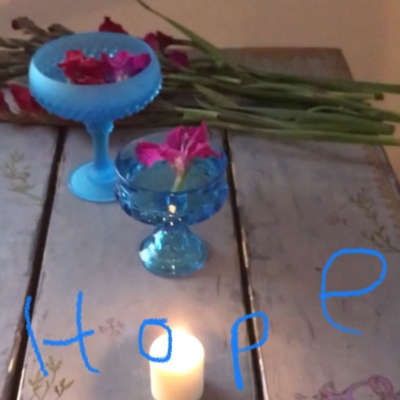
<box><xmin>59</xmin><ymin>378</ymin><xmax>66</xmax><ymax>388</ymax></box>
<box><xmin>54</xmin><ymin>385</ymin><xmax>60</xmax><ymax>396</ymax></box>
<box><xmin>135</xmin><ymin>0</ymin><xmax>238</xmax><ymax>70</ymax></box>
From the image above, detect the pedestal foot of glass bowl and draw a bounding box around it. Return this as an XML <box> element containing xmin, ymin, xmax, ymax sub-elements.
<box><xmin>139</xmin><ymin>224</ymin><xmax>207</xmax><ymax>277</ymax></box>
<box><xmin>68</xmin><ymin>162</ymin><xmax>117</xmax><ymax>203</ymax></box>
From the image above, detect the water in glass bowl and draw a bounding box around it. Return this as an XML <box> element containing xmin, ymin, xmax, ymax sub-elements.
<box><xmin>115</xmin><ymin>156</ymin><xmax>228</xmax><ymax>226</ymax></box>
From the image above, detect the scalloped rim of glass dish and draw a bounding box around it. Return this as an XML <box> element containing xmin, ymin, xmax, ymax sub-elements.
<box><xmin>115</xmin><ymin>141</ymin><xmax>228</xmax><ymax>195</ymax></box>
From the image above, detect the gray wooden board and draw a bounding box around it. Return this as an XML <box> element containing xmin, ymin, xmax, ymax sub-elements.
<box><xmin>229</xmin><ymin>50</ymin><xmax>400</xmax><ymax>399</ymax></box>
<box><xmin>0</xmin><ymin>123</ymin><xmax>56</xmax><ymax>399</ymax></box>
<box><xmin>17</xmin><ymin>127</ymin><xmax>255</xmax><ymax>400</ymax></box>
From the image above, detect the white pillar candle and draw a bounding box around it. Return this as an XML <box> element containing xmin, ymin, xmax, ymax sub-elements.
<box><xmin>149</xmin><ymin>328</ymin><xmax>205</xmax><ymax>400</ymax></box>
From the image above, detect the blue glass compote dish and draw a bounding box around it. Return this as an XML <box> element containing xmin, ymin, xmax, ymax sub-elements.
<box><xmin>29</xmin><ymin>32</ymin><xmax>162</xmax><ymax>202</ymax></box>
<box><xmin>115</xmin><ymin>132</ymin><xmax>228</xmax><ymax>277</ymax></box>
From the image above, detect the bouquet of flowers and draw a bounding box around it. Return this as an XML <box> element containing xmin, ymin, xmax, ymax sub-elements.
<box><xmin>1</xmin><ymin>0</ymin><xmax>400</xmax><ymax>146</ymax></box>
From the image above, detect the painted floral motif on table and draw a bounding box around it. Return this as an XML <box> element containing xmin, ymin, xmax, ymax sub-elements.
<box><xmin>349</xmin><ymin>188</ymin><xmax>400</xmax><ymax>253</ymax></box>
<box><xmin>98</xmin><ymin>318</ymin><xmax>124</xmax><ymax>336</ymax></box>
<box><xmin>296</xmin><ymin>375</ymin><xmax>400</xmax><ymax>400</ymax></box>
<box><xmin>26</xmin><ymin>356</ymin><xmax>73</xmax><ymax>400</ymax></box>
<box><xmin>2</xmin><ymin>151</ymin><xmax>41</xmax><ymax>204</ymax></box>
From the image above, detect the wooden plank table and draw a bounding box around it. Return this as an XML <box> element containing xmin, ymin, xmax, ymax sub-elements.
<box><xmin>0</xmin><ymin>124</ymin><xmax>59</xmax><ymax>400</ymax></box>
<box><xmin>0</xmin><ymin>48</ymin><xmax>399</xmax><ymax>400</ymax></box>
<box><xmin>227</xmin><ymin>49</ymin><xmax>400</xmax><ymax>400</ymax></box>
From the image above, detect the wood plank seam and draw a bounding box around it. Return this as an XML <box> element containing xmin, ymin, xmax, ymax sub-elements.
<box><xmin>223</xmin><ymin>130</ymin><xmax>268</xmax><ymax>400</ymax></box>
<box><xmin>1</xmin><ymin>128</ymin><xmax>66</xmax><ymax>400</ymax></box>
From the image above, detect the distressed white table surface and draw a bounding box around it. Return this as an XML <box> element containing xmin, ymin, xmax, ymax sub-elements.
<box><xmin>0</xmin><ymin>124</ymin><xmax>57</xmax><ymax>400</ymax></box>
<box><xmin>17</xmin><ymin>127</ymin><xmax>255</xmax><ymax>400</ymax></box>
<box><xmin>228</xmin><ymin>49</ymin><xmax>400</xmax><ymax>400</ymax></box>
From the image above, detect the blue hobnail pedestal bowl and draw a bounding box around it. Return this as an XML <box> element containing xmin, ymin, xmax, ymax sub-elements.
<box><xmin>29</xmin><ymin>32</ymin><xmax>162</xmax><ymax>203</ymax></box>
<box><xmin>114</xmin><ymin>132</ymin><xmax>229</xmax><ymax>277</ymax></box>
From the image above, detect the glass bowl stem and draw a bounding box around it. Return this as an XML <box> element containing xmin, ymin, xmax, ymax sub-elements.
<box><xmin>139</xmin><ymin>221</ymin><xmax>207</xmax><ymax>277</ymax></box>
<box><xmin>86</xmin><ymin>121</ymin><xmax>115</xmax><ymax>182</ymax></box>
<box><xmin>68</xmin><ymin>120</ymin><xmax>117</xmax><ymax>202</ymax></box>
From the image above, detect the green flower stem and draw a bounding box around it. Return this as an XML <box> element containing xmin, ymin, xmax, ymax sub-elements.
<box><xmin>211</xmin><ymin>84</ymin><xmax>375</xmax><ymax>111</ymax></box>
<box><xmin>175</xmin><ymin>105</ymin><xmax>395</xmax><ymax>136</ymax></box>
<box><xmin>171</xmin><ymin>166</ymin><xmax>191</xmax><ymax>192</ymax></box>
<box><xmin>245</xmin><ymin>67</ymin><xmax>400</xmax><ymax>94</ymax></box>
<box><xmin>227</xmin><ymin>106</ymin><xmax>395</xmax><ymax>135</ymax></box>
<box><xmin>208</xmin><ymin>121</ymin><xmax>400</xmax><ymax>146</ymax></box>
<box><xmin>165</xmin><ymin>74</ymin><xmax>383</xmax><ymax>113</ymax></box>
<box><xmin>242</xmin><ymin>81</ymin><xmax>382</xmax><ymax>100</ymax></box>
<box><xmin>306</xmin><ymin>106</ymin><xmax>370</xmax><ymax>117</ymax></box>
<box><xmin>175</xmin><ymin>106</ymin><xmax>294</xmax><ymax>129</ymax></box>
<box><xmin>0</xmin><ymin>65</ymin><xmax>27</xmax><ymax>79</ymax></box>
<box><xmin>135</xmin><ymin>0</ymin><xmax>238</xmax><ymax>70</ymax></box>
<box><xmin>167</xmin><ymin>72</ymin><xmax>379</xmax><ymax>101</ymax></box>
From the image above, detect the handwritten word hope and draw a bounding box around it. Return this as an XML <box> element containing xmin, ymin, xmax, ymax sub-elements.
<box><xmin>25</xmin><ymin>248</ymin><xmax>387</xmax><ymax>391</ymax></box>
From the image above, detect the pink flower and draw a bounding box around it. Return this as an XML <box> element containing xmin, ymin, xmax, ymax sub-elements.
<box><xmin>0</xmin><ymin>90</ymin><xmax>9</xmax><ymax>114</ymax></box>
<box><xmin>143</xmin><ymin>31</ymin><xmax>174</xmax><ymax>51</ymax></box>
<box><xmin>136</xmin><ymin>122</ymin><xmax>221</xmax><ymax>190</ymax></box>
<box><xmin>58</xmin><ymin>50</ymin><xmax>150</xmax><ymax>84</ymax></box>
<box><xmin>98</xmin><ymin>17</ymin><xmax>128</xmax><ymax>34</ymax></box>
<box><xmin>168</xmin><ymin>50</ymin><xmax>189</xmax><ymax>68</ymax></box>
<box><xmin>9</xmin><ymin>84</ymin><xmax>45</xmax><ymax>114</ymax></box>
<box><xmin>143</xmin><ymin>31</ymin><xmax>189</xmax><ymax>69</ymax></box>
<box><xmin>134</xmin><ymin>142</ymin><xmax>164</xmax><ymax>166</ymax></box>
<box><xmin>58</xmin><ymin>50</ymin><xmax>112</xmax><ymax>84</ymax></box>
<box><xmin>106</xmin><ymin>51</ymin><xmax>151</xmax><ymax>81</ymax></box>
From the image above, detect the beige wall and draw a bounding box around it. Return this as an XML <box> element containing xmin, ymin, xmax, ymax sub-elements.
<box><xmin>1</xmin><ymin>0</ymin><xmax>399</xmax><ymax>172</ymax></box>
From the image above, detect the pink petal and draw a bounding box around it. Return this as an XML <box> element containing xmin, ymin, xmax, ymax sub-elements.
<box><xmin>0</xmin><ymin>90</ymin><xmax>9</xmax><ymax>113</ymax></box>
<box><xmin>186</xmin><ymin>122</ymin><xmax>219</xmax><ymax>157</ymax></box>
<box><xmin>156</xmin><ymin>31</ymin><xmax>174</xmax><ymax>49</ymax></box>
<box><xmin>168</xmin><ymin>50</ymin><xmax>189</xmax><ymax>68</ymax></box>
<box><xmin>98</xmin><ymin>16</ymin><xmax>128</xmax><ymax>34</ymax></box>
<box><xmin>136</xmin><ymin>141</ymin><xmax>163</xmax><ymax>167</ymax></box>
<box><xmin>143</xmin><ymin>33</ymin><xmax>159</xmax><ymax>51</ymax></box>
<box><xmin>188</xmin><ymin>142</ymin><xmax>220</xmax><ymax>163</ymax></box>
<box><xmin>107</xmin><ymin>51</ymin><xmax>132</xmax><ymax>68</ymax></box>
<box><xmin>107</xmin><ymin>52</ymin><xmax>150</xmax><ymax>80</ymax></box>
<box><xmin>160</xmin><ymin>146</ymin><xmax>186</xmax><ymax>175</ymax></box>
<box><xmin>165</xmin><ymin>126</ymin><xmax>186</xmax><ymax>150</ymax></box>
<box><xmin>159</xmin><ymin>145</ymin><xmax>182</xmax><ymax>165</ymax></box>
<box><xmin>127</xmin><ymin>53</ymin><xmax>151</xmax><ymax>74</ymax></box>
<box><xmin>187</xmin><ymin>121</ymin><xmax>208</xmax><ymax>147</ymax></box>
